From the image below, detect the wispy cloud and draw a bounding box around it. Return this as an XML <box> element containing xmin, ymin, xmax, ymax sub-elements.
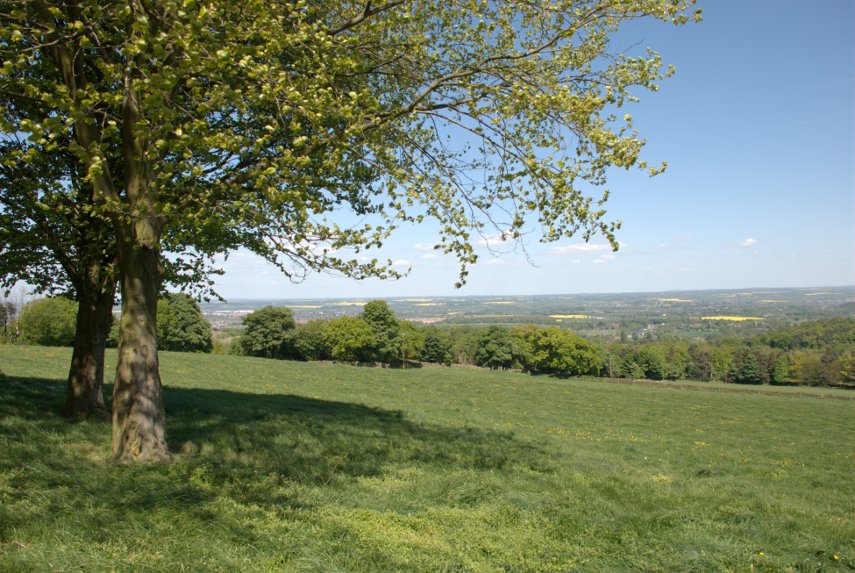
<box><xmin>421</xmin><ymin>252</ymin><xmax>438</xmax><ymax>260</ymax></box>
<box><xmin>593</xmin><ymin>253</ymin><xmax>617</xmax><ymax>264</ymax></box>
<box><xmin>213</xmin><ymin>250</ymin><xmax>256</xmax><ymax>263</ymax></box>
<box><xmin>656</xmin><ymin>235</ymin><xmax>695</xmax><ymax>251</ymax></box>
<box><xmin>484</xmin><ymin>258</ymin><xmax>507</xmax><ymax>266</ymax></box>
<box><xmin>392</xmin><ymin>259</ymin><xmax>412</xmax><ymax>267</ymax></box>
<box><xmin>739</xmin><ymin>238</ymin><xmax>759</xmax><ymax>248</ymax></box>
<box><xmin>477</xmin><ymin>231</ymin><xmax>516</xmax><ymax>247</ymax></box>
<box><xmin>413</xmin><ymin>243</ymin><xmax>438</xmax><ymax>251</ymax></box>
<box><xmin>552</xmin><ymin>242</ymin><xmax>613</xmax><ymax>254</ymax></box>
<box><xmin>550</xmin><ymin>243</ymin><xmax>629</xmax><ymax>255</ymax></box>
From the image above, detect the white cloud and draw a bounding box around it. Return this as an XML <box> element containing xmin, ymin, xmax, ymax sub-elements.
<box><xmin>593</xmin><ymin>253</ymin><xmax>617</xmax><ymax>264</ymax></box>
<box><xmin>552</xmin><ymin>243</ymin><xmax>612</xmax><ymax>254</ymax></box>
<box><xmin>413</xmin><ymin>243</ymin><xmax>438</xmax><ymax>251</ymax></box>
<box><xmin>213</xmin><ymin>250</ymin><xmax>255</xmax><ymax>263</ymax></box>
<box><xmin>477</xmin><ymin>231</ymin><xmax>515</xmax><ymax>247</ymax></box>
<box><xmin>421</xmin><ymin>253</ymin><xmax>438</xmax><ymax>260</ymax></box>
<box><xmin>739</xmin><ymin>238</ymin><xmax>759</xmax><ymax>248</ymax></box>
<box><xmin>484</xmin><ymin>258</ymin><xmax>507</xmax><ymax>266</ymax></box>
<box><xmin>392</xmin><ymin>259</ymin><xmax>412</xmax><ymax>267</ymax></box>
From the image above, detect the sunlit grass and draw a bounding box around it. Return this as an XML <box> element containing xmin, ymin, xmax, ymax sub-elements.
<box><xmin>1</xmin><ymin>345</ymin><xmax>853</xmax><ymax>572</ymax></box>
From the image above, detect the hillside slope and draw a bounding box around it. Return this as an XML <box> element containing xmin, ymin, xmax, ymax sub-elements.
<box><xmin>1</xmin><ymin>346</ymin><xmax>853</xmax><ymax>572</ymax></box>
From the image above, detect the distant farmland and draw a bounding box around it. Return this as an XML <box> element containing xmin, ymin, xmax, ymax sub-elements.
<box><xmin>202</xmin><ymin>286</ymin><xmax>855</xmax><ymax>341</ymax></box>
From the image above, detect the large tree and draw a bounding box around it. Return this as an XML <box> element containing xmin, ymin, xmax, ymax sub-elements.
<box><xmin>0</xmin><ymin>136</ymin><xmax>221</xmax><ymax>419</ymax></box>
<box><xmin>1</xmin><ymin>0</ymin><xmax>699</xmax><ymax>461</ymax></box>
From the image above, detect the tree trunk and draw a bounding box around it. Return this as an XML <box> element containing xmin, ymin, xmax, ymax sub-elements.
<box><xmin>111</xmin><ymin>240</ymin><xmax>168</xmax><ymax>462</ymax></box>
<box><xmin>63</xmin><ymin>275</ymin><xmax>115</xmax><ymax>419</ymax></box>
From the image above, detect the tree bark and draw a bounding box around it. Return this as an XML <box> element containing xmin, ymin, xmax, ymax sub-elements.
<box><xmin>111</xmin><ymin>239</ymin><xmax>169</xmax><ymax>462</ymax></box>
<box><xmin>63</xmin><ymin>274</ymin><xmax>115</xmax><ymax>420</ymax></box>
<box><xmin>108</xmin><ymin>45</ymin><xmax>171</xmax><ymax>462</ymax></box>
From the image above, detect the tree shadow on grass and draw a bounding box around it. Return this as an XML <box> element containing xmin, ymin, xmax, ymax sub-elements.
<box><xmin>0</xmin><ymin>374</ymin><xmax>558</xmax><ymax>539</ymax></box>
<box><xmin>164</xmin><ymin>383</ymin><xmax>556</xmax><ymax>486</ymax></box>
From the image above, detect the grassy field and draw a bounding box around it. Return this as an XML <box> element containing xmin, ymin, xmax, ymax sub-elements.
<box><xmin>1</xmin><ymin>345</ymin><xmax>853</xmax><ymax>572</ymax></box>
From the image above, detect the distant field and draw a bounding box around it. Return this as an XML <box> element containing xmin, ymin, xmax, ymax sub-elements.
<box><xmin>1</xmin><ymin>345</ymin><xmax>854</xmax><ymax>572</ymax></box>
<box><xmin>202</xmin><ymin>286</ymin><xmax>855</xmax><ymax>341</ymax></box>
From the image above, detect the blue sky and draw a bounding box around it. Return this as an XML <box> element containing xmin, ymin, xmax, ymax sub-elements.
<box><xmin>214</xmin><ymin>0</ymin><xmax>854</xmax><ymax>299</ymax></box>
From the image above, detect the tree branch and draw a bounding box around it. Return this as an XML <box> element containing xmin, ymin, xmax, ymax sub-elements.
<box><xmin>327</xmin><ymin>1</ymin><xmax>406</xmax><ymax>36</ymax></box>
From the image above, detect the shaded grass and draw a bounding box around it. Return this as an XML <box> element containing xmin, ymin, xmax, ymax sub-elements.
<box><xmin>1</xmin><ymin>345</ymin><xmax>854</xmax><ymax>572</ymax></box>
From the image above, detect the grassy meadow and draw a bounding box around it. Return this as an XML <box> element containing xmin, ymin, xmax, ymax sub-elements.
<box><xmin>1</xmin><ymin>345</ymin><xmax>853</xmax><ymax>572</ymax></box>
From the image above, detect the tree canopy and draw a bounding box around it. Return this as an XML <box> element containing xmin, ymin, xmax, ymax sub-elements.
<box><xmin>240</xmin><ymin>306</ymin><xmax>296</xmax><ymax>359</ymax></box>
<box><xmin>421</xmin><ymin>326</ymin><xmax>454</xmax><ymax>366</ymax></box>
<box><xmin>324</xmin><ymin>316</ymin><xmax>375</xmax><ymax>362</ymax></box>
<box><xmin>522</xmin><ymin>326</ymin><xmax>602</xmax><ymax>377</ymax></box>
<box><xmin>157</xmin><ymin>292</ymin><xmax>212</xmax><ymax>353</ymax></box>
<box><xmin>18</xmin><ymin>296</ymin><xmax>77</xmax><ymax>347</ymax></box>
<box><xmin>475</xmin><ymin>325</ymin><xmax>524</xmax><ymax>370</ymax></box>
<box><xmin>2</xmin><ymin>0</ymin><xmax>700</xmax><ymax>283</ymax></box>
<box><xmin>360</xmin><ymin>300</ymin><xmax>400</xmax><ymax>363</ymax></box>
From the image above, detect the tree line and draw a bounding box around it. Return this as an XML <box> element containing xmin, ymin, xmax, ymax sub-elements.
<box><xmin>8</xmin><ymin>295</ymin><xmax>853</xmax><ymax>388</ymax></box>
<box><xmin>3</xmin><ymin>293</ymin><xmax>211</xmax><ymax>353</ymax></box>
<box><xmin>231</xmin><ymin>301</ymin><xmax>603</xmax><ymax>377</ymax></box>
<box><xmin>232</xmin><ymin>303</ymin><xmax>855</xmax><ymax>387</ymax></box>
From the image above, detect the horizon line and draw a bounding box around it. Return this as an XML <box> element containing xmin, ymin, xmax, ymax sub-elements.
<box><xmin>207</xmin><ymin>284</ymin><xmax>855</xmax><ymax>302</ymax></box>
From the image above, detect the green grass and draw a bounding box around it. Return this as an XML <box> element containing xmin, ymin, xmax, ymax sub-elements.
<box><xmin>1</xmin><ymin>345</ymin><xmax>853</xmax><ymax>572</ymax></box>
<box><xmin>591</xmin><ymin>377</ymin><xmax>855</xmax><ymax>399</ymax></box>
